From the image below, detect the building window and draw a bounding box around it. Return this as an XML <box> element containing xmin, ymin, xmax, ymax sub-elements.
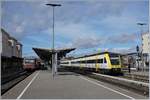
<box><xmin>16</xmin><ymin>45</ymin><xmax>21</xmax><ymax>51</ymax></box>
<box><xmin>8</xmin><ymin>39</ymin><xmax>14</xmax><ymax>47</ymax></box>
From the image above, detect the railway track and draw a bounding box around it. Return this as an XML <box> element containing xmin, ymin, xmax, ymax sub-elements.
<box><xmin>120</xmin><ymin>73</ymin><xmax>149</xmax><ymax>83</ymax></box>
<box><xmin>1</xmin><ymin>71</ymin><xmax>32</xmax><ymax>95</ymax></box>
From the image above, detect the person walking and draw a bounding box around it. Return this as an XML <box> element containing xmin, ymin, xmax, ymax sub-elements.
<box><xmin>128</xmin><ymin>56</ymin><xmax>133</xmax><ymax>73</ymax></box>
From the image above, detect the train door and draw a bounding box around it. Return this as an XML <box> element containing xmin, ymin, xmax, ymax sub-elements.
<box><xmin>95</xmin><ymin>55</ymin><xmax>99</xmax><ymax>71</ymax></box>
<box><xmin>101</xmin><ymin>57</ymin><xmax>107</xmax><ymax>69</ymax></box>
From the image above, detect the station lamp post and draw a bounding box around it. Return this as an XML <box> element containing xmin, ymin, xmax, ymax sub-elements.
<box><xmin>137</xmin><ymin>22</ymin><xmax>147</xmax><ymax>71</ymax></box>
<box><xmin>46</xmin><ymin>3</ymin><xmax>61</xmax><ymax>77</ymax></box>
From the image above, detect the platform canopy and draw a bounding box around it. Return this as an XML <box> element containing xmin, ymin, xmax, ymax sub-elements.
<box><xmin>32</xmin><ymin>47</ymin><xmax>75</xmax><ymax>61</ymax></box>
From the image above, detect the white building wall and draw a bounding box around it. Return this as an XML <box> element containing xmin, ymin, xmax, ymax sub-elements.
<box><xmin>1</xmin><ymin>29</ymin><xmax>22</xmax><ymax>58</ymax></box>
<box><xmin>2</xmin><ymin>30</ymin><xmax>12</xmax><ymax>57</ymax></box>
<box><xmin>142</xmin><ymin>32</ymin><xmax>149</xmax><ymax>69</ymax></box>
<box><xmin>142</xmin><ymin>32</ymin><xmax>150</xmax><ymax>53</ymax></box>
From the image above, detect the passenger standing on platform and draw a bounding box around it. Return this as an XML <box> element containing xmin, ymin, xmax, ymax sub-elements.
<box><xmin>128</xmin><ymin>56</ymin><xmax>133</xmax><ymax>73</ymax></box>
<box><xmin>128</xmin><ymin>62</ymin><xmax>131</xmax><ymax>73</ymax></box>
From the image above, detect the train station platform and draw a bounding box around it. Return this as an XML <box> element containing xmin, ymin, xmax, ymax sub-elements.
<box><xmin>2</xmin><ymin>70</ymin><xmax>147</xmax><ymax>99</ymax></box>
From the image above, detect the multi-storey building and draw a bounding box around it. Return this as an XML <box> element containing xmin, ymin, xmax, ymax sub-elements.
<box><xmin>142</xmin><ymin>32</ymin><xmax>150</xmax><ymax>54</ymax></box>
<box><xmin>1</xmin><ymin>28</ymin><xmax>24</xmax><ymax>83</ymax></box>
<box><xmin>142</xmin><ymin>32</ymin><xmax>149</xmax><ymax>69</ymax></box>
<box><xmin>1</xmin><ymin>29</ymin><xmax>22</xmax><ymax>57</ymax></box>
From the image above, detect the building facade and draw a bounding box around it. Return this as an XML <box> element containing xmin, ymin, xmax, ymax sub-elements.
<box><xmin>142</xmin><ymin>32</ymin><xmax>150</xmax><ymax>54</ymax></box>
<box><xmin>1</xmin><ymin>29</ymin><xmax>22</xmax><ymax>57</ymax></box>
<box><xmin>142</xmin><ymin>32</ymin><xmax>149</xmax><ymax>69</ymax></box>
<box><xmin>121</xmin><ymin>53</ymin><xmax>142</xmax><ymax>70</ymax></box>
<box><xmin>1</xmin><ymin>28</ymin><xmax>24</xmax><ymax>83</ymax></box>
<box><xmin>121</xmin><ymin>32</ymin><xmax>150</xmax><ymax>71</ymax></box>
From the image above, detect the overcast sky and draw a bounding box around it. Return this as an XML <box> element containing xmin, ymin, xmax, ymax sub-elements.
<box><xmin>1</xmin><ymin>0</ymin><xmax>149</xmax><ymax>57</ymax></box>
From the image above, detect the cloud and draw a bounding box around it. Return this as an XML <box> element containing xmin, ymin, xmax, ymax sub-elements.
<box><xmin>71</xmin><ymin>36</ymin><xmax>103</xmax><ymax>49</ymax></box>
<box><xmin>40</xmin><ymin>21</ymin><xmax>138</xmax><ymax>50</ymax></box>
<box><xmin>100</xmin><ymin>15</ymin><xmax>139</xmax><ymax>32</ymax></box>
<box><xmin>55</xmin><ymin>22</ymin><xmax>96</xmax><ymax>38</ymax></box>
<box><xmin>108</xmin><ymin>46</ymin><xmax>136</xmax><ymax>54</ymax></box>
<box><xmin>43</xmin><ymin>21</ymin><xmax>106</xmax><ymax>49</ymax></box>
<box><xmin>1</xmin><ymin>1</ymin><xmax>134</xmax><ymax>40</ymax></box>
<box><xmin>1</xmin><ymin>1</ymin><xmax>52</xmax><ymax>39</ymax></box>
<box><xmin>15</xmin><ymin>26</ymin><xmax>24</xmax><ymax>33</ymax></box>
<box><xmin>1</xmin><ymin>1</ymin><xmax>148</xmax><ymax>56</ymax></box>
<box><xmin>108</xmin><ymin>33</ymin><xmax>137</xmax><ymax>44</ymax></box>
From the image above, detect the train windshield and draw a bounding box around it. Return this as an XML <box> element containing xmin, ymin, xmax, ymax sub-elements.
<box><xmin>110</xmin><ymin>58</ymin><xmax>120</xmax><ymax>65</ymax></box>
<box><xmin>24</xmin><ymin>59</ymin><xmax>34</xmax><ymax>64</ymax></box>
<box><xmin>109</xmin><ymin>54</ymin><xmax>120</xmax><ymax>65</ymax></box>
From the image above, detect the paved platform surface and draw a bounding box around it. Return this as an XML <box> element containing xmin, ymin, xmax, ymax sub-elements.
<box><xmin>2</xmin><ymin>70</ymin><xmax>148</xmax><ymax>99</ymax></box>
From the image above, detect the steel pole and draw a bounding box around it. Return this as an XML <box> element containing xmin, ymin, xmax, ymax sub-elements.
<box><xmin>149</xmin><ymin>53</ymin><xmax>150</xmax><ymax>72</ymax></box>
<box><xmin>52</xmin><ymin>6</ymin><xmax>55</xmax><ymax>78</ymax></box>
<box><xmin>46</xmin><ymin>3</ymin><xmax>61</xmax><ymax>78</ymax></box>
<box><xmin>52</xmin><ymin>7</ymin><xmax>55</xmax><ymax>50</ymax></box>
<box><xmin>137</xmin><ymin>23</ymin><xmax>146</xmax><ymax>72</ymax></box>
<box><xmin>140</xmin><ymin>26</ymin><xmax>143</xmax><ymax>72</ymax></box>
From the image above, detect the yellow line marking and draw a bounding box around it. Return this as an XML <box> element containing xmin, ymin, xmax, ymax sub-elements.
<box><xmin>105</xmin><ymin>53</ymin><xmax>112</xmax><ymax>69</ymax></box>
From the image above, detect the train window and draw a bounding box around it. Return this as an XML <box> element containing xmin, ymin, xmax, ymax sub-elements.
<box><xmin>80</xmin><ymin>61</ymin><xmax>85</xmax><ymax>63</ymax></box>
<box><xmin>86</xmin><ymin>60</ymin><xmax>89</xmax><ymax>63</ymax></box>
<box><xmin>71</xmin><ymin>61</ymin><xmax>76</xmax><ymax>64</ymax></box>
<box><xmin>109</xmin><ymin>54</ymin><xmax>119</xmax><ymax>57</ymax></box>
<box><xmin>86</xmin><ymin>60</ymin><xmax>96</xmax><ymax>63</ymax></box>
<box><xmin>104</xmin><ymin>58</ymin><xmax>107</xmax><ymax>63</ymax></box>
<box><xmin>71</xmin><ymin>61</ymin><xmax>80</xmax><ymax>63</ymax></box>
<box><xmin>93</xmin><ymin>60</ymin><xmax>96</xmax><ymax>63</ymax></box>
<box><xmin>109</xmin><ymin>53</ymin><xmax>120</xmax><ymax>65</ymax></box>
<box><xmin>110</xmin><ymin>58</ymin><xmax>119</xmax><ymax>65</ymax></box>
<box><xmin>87</xmin><ymin>60</ymin><xmax>90</xmax><ymax>63</ymax></box>
<box><xmin>61</xmin><ymin>62</ymin><xmax>69</xmax><ymax>64</ymax></box>
<box><xmin>97</xmin><ymin>59</ymin><xmax>103</xmax><ymax>63</ymax></box>
<box><xmin>24</xmin><ymin>59</ymin><xmax>34</xmax><ymax>63</ymax></box>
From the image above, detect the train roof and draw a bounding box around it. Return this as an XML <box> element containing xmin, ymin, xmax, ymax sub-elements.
<box><xmin>71</xmin><ymin>51</ymin><xmax>122</xmax><ymax>59</ymax></box>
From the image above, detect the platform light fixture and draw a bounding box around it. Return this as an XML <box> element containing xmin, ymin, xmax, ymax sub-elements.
<box><xmin>137</xmin><ymin>22</ymin><xmax>147</xmax><ymax>71</ymax></box>
<box><xmin>46</xmin><ymin>3</ymin><xmax>61</xmax><ymax>78</ymax></box>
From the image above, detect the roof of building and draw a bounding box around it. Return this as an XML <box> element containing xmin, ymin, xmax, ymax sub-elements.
<box><xmin>32</xmin><ymin>47</ymin><xmax>75</xmax><ymax>61</ymax></box>
<box><xmin>1</xmin><ymin>28</ymin><xmax>22</xmax><ymax>45</ymax></box>
<box><xmin>1</xmin><ymin>28</ymin><xmax>10</xmax><ymax>37</ymax></box>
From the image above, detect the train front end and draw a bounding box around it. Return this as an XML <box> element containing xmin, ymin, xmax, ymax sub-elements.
<box><xmin>107</xmin><ymin>53</ymin><xmax>122</xmax><ymax>74</ymax></box>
